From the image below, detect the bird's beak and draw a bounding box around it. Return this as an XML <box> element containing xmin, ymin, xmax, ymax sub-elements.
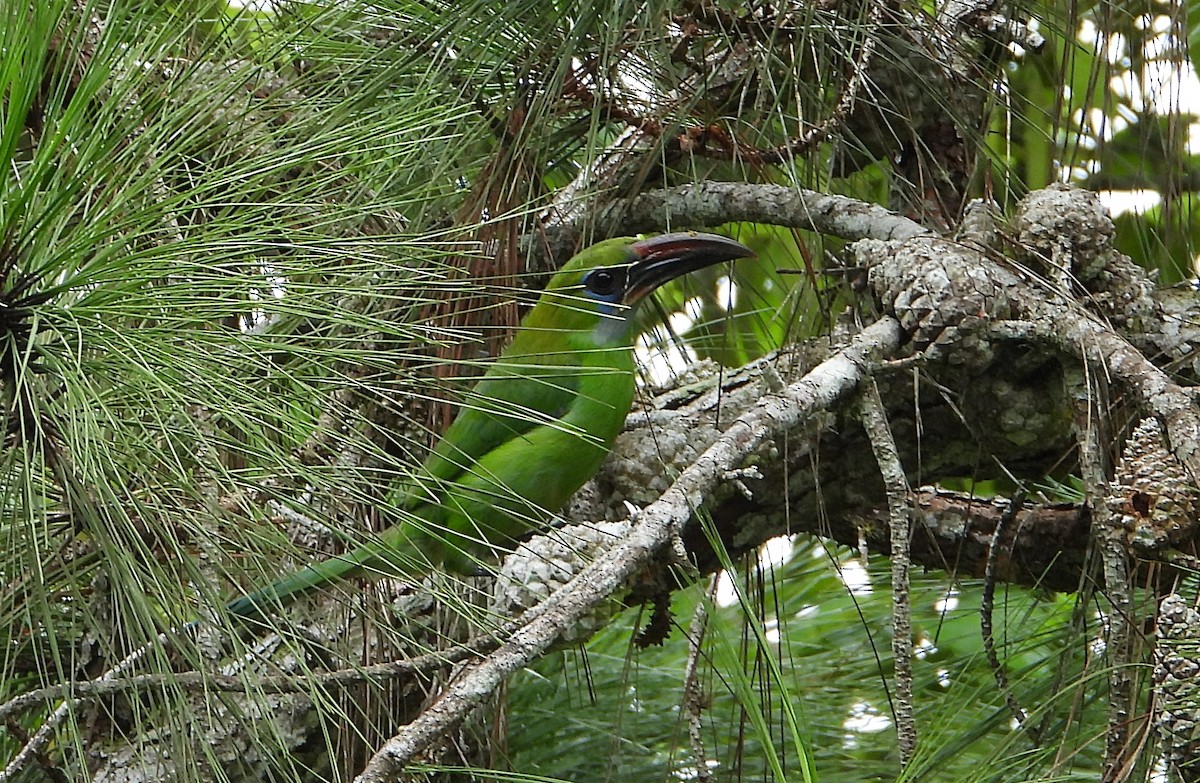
<box><xmin>624</xmin><ymin>232</ymin><xmax>755</xmax><ymax>304</ymax></box>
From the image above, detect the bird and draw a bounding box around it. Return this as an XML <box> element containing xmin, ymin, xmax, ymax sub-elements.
<box><xmin>226</xmin><ymin>232</ymin><xmax>754</xmax><ymax>620</ymax></box>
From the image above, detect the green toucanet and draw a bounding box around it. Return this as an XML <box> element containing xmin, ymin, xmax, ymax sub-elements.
<box><xmin>227</xmin><ymin>232</ymin><xmax>754</xmax><ymax>620</ymax></box>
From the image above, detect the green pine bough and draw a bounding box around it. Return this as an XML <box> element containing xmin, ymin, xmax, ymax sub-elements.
<box><xmin>227</xmin><ymin>233</ymin><xmax>755</xmax><ymax>621</ymax></box>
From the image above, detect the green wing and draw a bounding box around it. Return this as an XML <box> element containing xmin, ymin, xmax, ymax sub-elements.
<box><xmin>403</xmin><ymin>348</ymin><xmax>581</xmax><ymax>504</ymax></box>
<box><xmin>417</xmin><ymin>345</ymin><xmax>637</xmax><ymax>574</ymax></box>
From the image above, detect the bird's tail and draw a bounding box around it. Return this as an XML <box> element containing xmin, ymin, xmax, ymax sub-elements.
<box><xmin>225</xmin><ymin>553</ymin><xmax>367</xmax><ymax>621</ymax></box>
<box><xmin>224</xmin><ymin>524</ymin><xmax>442</xmax><ymax>622</ymax></box>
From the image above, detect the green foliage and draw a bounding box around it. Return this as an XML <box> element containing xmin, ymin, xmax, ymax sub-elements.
<box><xmin>0</xmin><ymin>0</ymin><xmax>486</xmax><ymax>773</ymax></box>
<box><xmin>0</xmin><ymin>0</ymin><xmax>1190</xmax><ymax>779</ymax></box>
<box><xmin>999</xmin><ymin>0</ymin><xmax>1200</xmax><ymax>279</ymax></box>
<box><xmin>506</xmin><ymin>542</ymin><xmax>1111</xmax><ymax>782</ymax></box>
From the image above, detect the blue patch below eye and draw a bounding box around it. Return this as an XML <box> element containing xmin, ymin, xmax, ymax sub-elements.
<box><xmin>586</xmin><ymin>292</ymin><xmax>622</xmax><ymax>314</ymax></box>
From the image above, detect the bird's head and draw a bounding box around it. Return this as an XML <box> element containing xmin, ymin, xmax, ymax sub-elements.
<box><xmin>530</xmin><ymin>232</ymin><xmax>756</xmax><ymax>346</ymax></box>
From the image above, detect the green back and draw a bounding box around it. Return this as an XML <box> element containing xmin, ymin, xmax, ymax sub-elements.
<box><xmin>396</xmin><ymin>237</ymin><xmax>641</xmax><ymax>570</ymax></box>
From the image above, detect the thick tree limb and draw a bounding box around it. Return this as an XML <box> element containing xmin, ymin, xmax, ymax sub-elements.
<box><xmin>535</xmin><ymin>181</ymin><xmax>929</xmax><ymax>264</ymax></box>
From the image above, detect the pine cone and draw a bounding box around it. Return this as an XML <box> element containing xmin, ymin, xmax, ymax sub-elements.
<box><xmin>1107</xmin><ymin>418</ymin><xmax>1197</xmax><ymax>551</ymax></box>
<box><xmin>490</xmin><ymin>520</ymin><xmax>632</xmax><ymax>641</ymax></box>
<box><xmin>861</xmin><ymin>236</ymin><xmax>1020</xmax><ymax>367</ymax></box>
<box><xmin>1156</xmin><ymin>594</ymin><xmax>1200</xmax><ymax>782</ymax></box>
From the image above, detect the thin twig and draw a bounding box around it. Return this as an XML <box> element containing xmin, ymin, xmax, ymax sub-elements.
<box><xmin>682</xmin><ymin>578</ymin><xmax>716</xmax><ymax>783</ymax></box>
<box><xmin>980</xmin><ymin>491</ymin><xmax>1035</xmax><ymax>739</ymax></box>
<box><xmin>858</xmin><ymin>377</ymin><xmax>915</xmax><ymax>766</ymax></box>
<box><xmin>0</xmin><ymin>635</ymin><xmax>489</xmax><ymax>725</ymax></box>
<box><xmin>1065</xmin><ymin>365</ymin><xmax>1134</xmax><ymax>783</ymax></box>
<box><xmin>0</xmin><ymin>632</ymin><xmax>168</xmax><ymax>782</ymax></box>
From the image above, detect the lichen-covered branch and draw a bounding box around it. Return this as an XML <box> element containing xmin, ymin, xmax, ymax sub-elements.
<box><xmin>534</xmin><ymin>180</ymin><xmax>929</xmax><ymax>266</ymax></box>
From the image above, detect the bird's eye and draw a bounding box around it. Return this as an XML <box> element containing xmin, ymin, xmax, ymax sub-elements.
<box><xmin>584</xmin><ymin>269</ymin><xmax>623</xmax><ymax>297</ymax></box>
